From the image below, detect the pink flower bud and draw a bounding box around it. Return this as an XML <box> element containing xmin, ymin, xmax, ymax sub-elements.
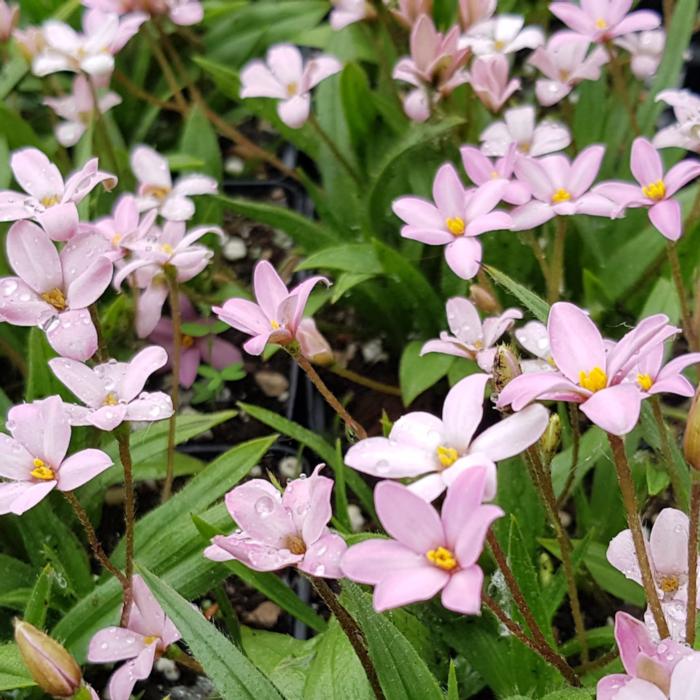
<box><xmin>0</xmin><ymin>1</ymin><xmax>18</xmax><ymax>42</ymax></box>
<box><xmin>684</xmin><ymin>390</ymin><xmax>700</xmax><ymax>471</ymax></box>
<box><xmin>469</xmin><ymin>284</ymin><xmax>500</xmax><ymax>314</ymax></box>
<box><xmin>297</xmin><ymin>318</ymin><xmax>334</xmax><ymax>366</ymax></box>
<box><xmin>492</xmin><ymin>344</ymin><xmax>521</xmax><ymax>394</ymax></box>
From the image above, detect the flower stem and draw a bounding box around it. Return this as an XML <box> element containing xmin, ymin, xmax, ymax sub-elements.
<box><xmin>605</xmin><ymin>44</ymin><xmax>640</xmax><ymax>136</ymax></box>
<box><xmin>651</xmin><ymin>395</ymin><xmax>686</xmax><ymax>509</ymax></box>
<box><xmin>89</xmin><ymin>304</ymin><xmax>108</xmax><ymax>364</ymax></box>
<box><xmin>145</xmin><ymin>24</ymin><xmax>189</xmax><ymax>114</ymax></box>
<box><xmin>307</xmin><ymin>112</ymin><xmax>363</xmax><ymax>187</ymax></box>
<box><xmin>607</xmin><ymin>433</ymin><xmax>670</xmax><ymax>638</ymax></box>
<box><xmin>686</xmin><ymin>475</ymin><xmax>700</xmax><ymax>644</ymax></box>
<box><xmin>162</xmin><ymin>269</ymin><xmax>181</xmax><ymax>503</ymax></box>
<box><xmin>308</xmin><ymin>577</ymin><xmax>385</xmax><ymax>700</ymax></box>
<box><xmin>481</xmin><ymin>593</ymin><xmax>581</xmax><ymax>686</ymax></box>
<box><xmin>519</xmin><ymin>232</ymin><xmax>549</xmax><ymax>290</ymax></box>
<box><xmin>667</xmin><ymin>240</ymin><xmax>698</xmax><ymax>351</ymax></box>
<box><xmin>329</xmin><ymin>364</ymin><xmax>401</xmax><ymax>397</ymax></box>
<box><xmin>113</xmin><ymin>68</ymin><xmax>185</xmax><ymax>114</ymax></box>
<box><xmin>526</xmin><ymin>447</ymin><xmax>589</xmax><ymax>664</ymax></box>
<box><xmin>115</xmin><ymin>426</ymin><xmax>136</xmax><ymax>626</ymax></box>
<box><xmin>86</xmin><ymin>76</ymin><xmax>121</xmax><ymax>180</ymax></box>
<box><xmin>548</xmin><ymin>218</ymin><xmax>567</xmax><ymax>304</ymax></box>
<box><xmin>556</xmin><ymin>405</ymin><xmax>581</xmax><ymax>508</ymax></box>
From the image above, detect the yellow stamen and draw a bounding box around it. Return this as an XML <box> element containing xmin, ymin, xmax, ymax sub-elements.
<box><xmin>111</xmin><ymin>233</ymin><xmax>122</xmax><ymax>247</ymax></box>
<box><xmin>551</xmin><ymin>188</ymin><xmax>572</xmax><ymax>204</ymax></box>
<box><xmin>490</xmin><ymin>170</ymin><xmax>500</xmax><ymax>180</ymax></box>
<box><xmin>637</xmin><ymin>373</ymin><xmax>654</xmax><ymax>391</ymax></box>
<box><xmin>270</xmin><ymin>320</ymin><xmax>281</xmax><ymax>330</ymax></box>
<box><xmin>181</xmin><ymin>334</ymin><xmax>195</xmax><ymax>349</ymax></box>
<box><xmin>579</xmin><ymin>366</ymin><xmax>607</xmax><ymax>392</ymax></box>
<box><xmin>642</xmin><ymin>180</ymin><xmax>666</xmax><ymax>201</ymax></box>
<box><xmin>103</xmin><ymin>392</ymin><xmax>119</xmax><ymax>406</ymax></box>
<box><xmin>143</xmin><ymin>185</ymin><xmax>170</xmax><ymax>200</ymax></box>
<box><xmin>143</xmin><ymin>635</ymin><xmax>159</xmax><ymax>645</ymax></box>
<box><xmin>445</xmin><ymin>217</ymin><xmax>466</xmax><ymax>236</ymax></box>
<box><xmin>41</xmin><ymin>288</ymin><xmax>66</xmax><ymax>311</ymax></box>
<box><xmin>30</xmin><ymin>458</ymin><xmax>55</xmax><ymax>481</ymax></box>
<box><xmin>161</xmin><ymin>243</ymin><xmax>174</xmax><ymax>255</ymax></box>
<box><xmin>41</xmin><ymin>194</ymin><xmax>60</xmax><ymax>208</ymax></box>
<box><xmin>436</xmin><ymin>446</ymin><xmax>459</xmax><ymax>469</ymax></box>
<box><xmin>426</xmin><ymin>546</ymin><xmax>458</xmax><ymax>571</ymax></box>
<box><xmin>659</xmin><ymin>574</ymin><xmax>680</xmax><ymax>595</ymax></box>
<box><xmin>493</xmin><ymin>39</ymin><xmax>505</xmax><ymax>51</ymax></box>
<box><xmin>284</xmin><ymin>534</ymin><xmax>307</xmax><ymax>555</ymax></box>
<box><xmin>595</xmin><ymin>17</ymin><xmax>608</xmax><ymax>29</ymax></box>
<box><xmin>286</xmin><ymin>82</ymin><xmax>298</xmax><ymax>97</ymax></box>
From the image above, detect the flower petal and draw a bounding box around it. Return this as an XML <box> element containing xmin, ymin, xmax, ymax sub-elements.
<box><xmin>580</xmin><ymin>384</ymin><xmax>642</xmax><ymax>435</ymax></box>
<box><xmin>47</xmin><ymin>309</ymin><xmax>98</xmax><ymax>361</ymax></box>
<box><xmin>298</xmin><ymin>532</ymin><xmax>347</xmax><ymax>578</ymax></box>
<box><xmin>441</xmin><ymin>373</ymin><xmax>490</xmax><ymax>452</ymax></box>
<box><xmin>120</xmin><ymin>345</ymin><xmax>168</xmax><ymax>402</ymax></box>
<box><xmin>57</xmin><ymin>448</ymin><xmax>112</xmax><ymax>491</ymax></box>
<box><xmin>341</xmin><ymin>539</ymin><xmax>428</xmax><ymax>584</ymax></box>
<box><xmin>6</xmin><ymin>221</ymin><xmax>62</xmax><ymax>293</ymax></box>
<box><xmin>440</xmin><ymin>566</ymin><xmax>484</xmax><ymax>614</ymax></box>
<box><xmin>372</xmin><ymin>567</ymin><xmax>449</xmax><ymax>611</ymax></box>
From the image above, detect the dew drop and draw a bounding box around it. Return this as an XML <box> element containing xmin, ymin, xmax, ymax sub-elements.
<box><xmin>254</xmin><ymin>496</ymin><xmax>275</xmax><ymax>517</ymax></box>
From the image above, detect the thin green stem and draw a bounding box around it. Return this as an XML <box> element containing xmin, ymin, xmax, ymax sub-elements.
<box><xmin>329</xmin><ymin>364</ymin><xmax>401</xmax><ymax>397</ymax></box>
<box><xmin>145</xmin><ymin>24</ymin><xmax>189</xmax><ymax>114</ymax></box>
<box><xmin>557</xmin><ymin>406</ymin><xmax>581</xmax><ymax>508</ymax></box>
<box><xmin>605</xmin><ymin>44</ymin><xmax>640</xmax><ymax>136</ymax></box>
<box><xmin>651</xmin><ymin>395</ymin><xmax>685</xmax><ymax>509</ymax></box>
<box><xmin>307</xmin><ymin>112</ymin><xmax>363</xmax><ymax>187</ymax></box>
<box><xmin>667</xmin><ymin>240</ymin><xmax>698</xmax><ymax>351</ymax></box>
<box><xmin>548</xmin><ymin>218</ymin><xmax>567</xmax><ymax>304</ymax></box>
<box><xmin>115</xmin><ymin>427</ymin><xmax>136</xmax><ymax>626</ymax></box>
<box><xmin>687</xmin><ymin>477</ymin><xmax>700</xmax><ymax>644</ymax></box>
<box><xmin>162</xmin><ymin>270</ymin><xmax>181</xmax><ymax>502</ymax></box>
<box><xmin>86</xmin><ymin>76</ymin><xmax>121</xmax><ymax>180</ymax></box>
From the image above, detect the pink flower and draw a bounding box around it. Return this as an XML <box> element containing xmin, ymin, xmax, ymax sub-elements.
<box><xmin>549</xmin><ymin>0</ymin><xmax>660</xmax><ymax>43</ymax></box>
<box><xmin>392</xmin><ymin>163</ymin><xmax>511</xmax><ymax>279</ymax></box>
<box><xmin>528</xmin><ymin>31</ymin><xmax>608</xmax><ymax>106</ymax></box>
<box><xmin>204</xmin><ymin>465</ymin><xmax>347</xmax><ymax>578</ymax></box>
<box><xmin>345</xmin><ymin>373</ymin><xmax>549</xmax><ymax>502</ymax></box>
<box><xmin>595</xmin><ymin>138</ymin><xmax>700</xmax><ymax>240</ymax></box>
<box><xmin>392</xmin><ymin>0</ymin><xmax>433</xmax><ymax>28</ymax></box>
<box><xmin>597</xmin><ymin>611</ymin><xmax>694</xmax><ymax>699</ymax></box>
<box><xmin>0</xmin><ymin>396</ymin><xmax>113</xmax><ymax>515</ymax></box>
<box><xmin>13</xmin><ymin>27</ymin><xmax>45</xmax><ymax>60</ymax></box>
<box><xmin>497</xmin><ymin>302</ymin><xmax>679</xmax><ymax>435</ymax></box>
<box><xmin>462</xmin><ymin>14</ymin><xmax>544</xmax><ymax>56</ymax></box>
<box><xmin>213</xmin><ymin>261</ymin><xmax>329</xmax><ymax>356</ymax></box>
<box><xmin>480</xmin><ymin>105</ymin><xmax>571</xmax><ymax>157</ymax></box>
<box><xmin>0</xmin><ymin>148</ymin><xmax>116</xmax><ymax>241</ymax></box>
<box><xmin>48</xmin><ymin>346</ymin><xmax>174</xmax><ymax>430</ymax></box>
<box><xmin>421</xmin><ymin>296</ymin><xmax>522</xmax><ymax>372</ymax></box>
<box><xmin>33</xmin><ymin>9</ymin><xmax>146</xmax><ymax>77</ymax></box>
<box><xmin>458</xmin><ymin>0</ymin><xmax>496</xmax><ymax>31</ymax></box>
<box><xmin>615</xmin><ymin>29</ymin><xmax>665</xmax><ymax>80</ymax></box>
<box><xmin>149</xmin><ymin>295</ymin><xmax>242</xmax><ymax>388</ymax></box>
<box><xmin>83</xmin><ymin>0</ymin><xmax>204</xmax><ymax>26</ymax></box>
<box><xmin>92</xmin><ymin>194</ymin><xmax>158</xmax><ymax>261</ymax></box>
<box><xmin>627</xmin><ymin>344</ymin><xmax>700</xmax><ymax>397</ymax></box>
<box><xmin>329</xmin><ymin>0</ymin><xmax>375</xmax><ymax>30</ymax></box>
<box><xmin>653</xmin><ymin>90</ymin><xmax>700</xmax><ymax>153</ymax></box>
<box><xmin>296</xmin><ymin>317</ymin><xmax>334</xmax><ymax>365</ymax></box>
<box><xmin>44</xmin><ymin>74</ymin><xmax>121</xmax><ymax>147</ymax></box>
<box><xmin>88</xmin><ymin>575</ymin><xmax>181</xmax><ymax>700</ymax></box>
<box><xmin>460</xmin><ymin>143</ymin><xmax>531</xmax><ymax>205</ymax></box>
<box><xmin>130</xmin><ymin>146</ymin><xmax>218</xmax><ymax>222</ymax></box>
<box><xmin>0</xmin><ymin>1</ymin><xmax>19</xmax><ymax>42</ymax></box>
<box><xmin>341</xmin><ymin>467</ymin><xmax>503</xmax><ymax>613</ymax></box>
<box><xmin>515</xmin><ymin>320</ymin><xmax>554</xmax><ymax>371</ymax></box>
<box><xmin>468</xmin><ymin>54</ymin><xmax>521</xmax><ymax>112</ymax></box>
<box><xmin>511</xmin><ymin>145</ymin><xmax>617</xmax><ymax>229</ymax></box>
<box><xmin>608</xmin><ymin>509</ymin><xmax>700</xmax><ymax>642</ymax></box>
<box><xmin>240</xmin><ymin>44</ymin><xmax>342</xmax><ymax>128</ymax></box>
<box><xmin>0</xmin><ymin>221</ymin><xmax>112</xmax><ymax>361</ymax></box>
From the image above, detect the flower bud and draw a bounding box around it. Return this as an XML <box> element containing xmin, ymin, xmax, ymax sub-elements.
<box><xmin>684</xmin><ymin>390</ymin><xmax>700</xmax><ymax>471</ymax></box>
<box><xmin>540</xmin><ymin>414</ymin><xmax>561</xmax><ymax>461</ymax></box>
<box><xmin>296</xmin><ymin>318</ymin><xmax>334</xmax><ymax>366</ymax></box>
<box><xmin>14</xmin><ymin>619</ymin><xmax>82</xmax><ymax>698</ymax></box>
<box><xmin>469</xmin><ymin>284</ymin><xmax>500</xmax><ymax>314</ymax></box>
<box><xmin>492</xmin><ymin>344</ymin><xmax>521</xmax><ymax>395</ymax></box>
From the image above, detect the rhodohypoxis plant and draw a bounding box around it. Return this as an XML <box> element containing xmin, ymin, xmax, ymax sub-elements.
<box><xmin>461</xmin><ymin>14</ymin><xmax>544</xmax><ymax>56</ymax></box>
<box><xmin>468</xmin><ymin>54</ymin><xmax>521</xmax><ymax>113</ymax></box>
<box><xmin>329</xmin><ymin>0</ymin><xmax>375</xmax><ymax>30</ymax></box>
<box><xmin>460</xmin><ymin>143</ymin><xmax>531</xmax><ymax>204</ymax></box>
<box><xmin>83</xmin><ymin>0</ymin><xmax>204</xmax><ymax>25</ymax></box>
<box><xmin>616</xmin><ymin>29</ymin><xmax>665</xmax><ymax>80</ymax></box>
<box><xmin>653</xmin><ymin>90</ymin><xmax>700</xmax><ymax>152</ymax></box>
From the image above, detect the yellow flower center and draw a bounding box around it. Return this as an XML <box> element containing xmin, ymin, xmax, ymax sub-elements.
<box><xmin>493</xmin><ymin>39</ymin><xmax>505</xmax><ymax>51</ymax></box>
<box><xmin>30</xmin><ymin>457</ymin><xmax>55</xmax><ymax>481</ymax></box>
<box><xmin>103</xmin><ymin>392</ymin><xmax>119</xmax><ymax>406</ymax></box>
<box><xmin>490</xmin><ymin>170</ymin><xmax>500</xmax><ymax>179</ymax></box>
<box><xmin>551</xmin><ymin>188</ymin><xmax>572</xmax><ymax>204</ymax></box>
<box><xmin>284</xmin><ymin>534</ymin><xmax>307</xmax><ymax>555</ymax></box>
<box><xmin>659</xmin><ymin>574</ymin><xmax>680</xmax><ymax>595</ymax></box>
<box><xmin>426</xmin><ymin>546</ymin><xmax>458</xmax><ymax>571</ymax></box>
<box><xmin>286</xmin><ymin>81</ymin><xmax>298</xmax><ymax>97</ymax></box>
<box><xmin>41</xmin><ymin>194</ymin><xmax>60</xmax><ymax>208</ymax></box>
<box><xmin>436</xmin><ymin>446</ymin><xmax>459</xmax><ymax>469</ymax></box>
<box><xmin>143</xmin><ymin>185</ymin><xmax>171</xmax><ymax>201</ymax></box>
<box><xmin>579</xmin><ymin>366</ymin><xmax>607</xmax><ymax>392</ymax></box>
<box><xmin>161</xmin><ymin>243</ymin><xmax>174</xmax><ymax>255</ymax></box>
<box><xmin>595</xmin><ymin>17</ymin><xmax>608</xmax><ymax>29</ymax></box>
<box><xmin>637</xmin><ymin>373</ymin><xmax>654</xmax><ymax>391</ymax></box>
<box><xmin>41</xmin><ymin>287</ymin><xmax>67</xmax><ymax>311</ymax></box>
<box><xmin>143</xmin><ymin>635</ymin><xmax>159</xmax><ymax>645</ymax></box>
<box><xmin>642</xmin><ymin>180</ymin><xmax>666</xmax><ymax>201</ymax></box>
<box><xmin>270</xmin><ymin>320</ymin><xmax>281</xmax><ymax>330</ymax></box>
<box><xmin>445</xmin><ymin>217</ymin><xmax>466</xmax><ymax>236</ymax></box>
<box><xmin>111</xmin><ymin>233</ymin><xmax>122</xmax><ymax>247</ymax></box>
<box><xmin>181</xmin><ymin>334</ymin><xmax>195</xmax><ymax>349</ymax></box>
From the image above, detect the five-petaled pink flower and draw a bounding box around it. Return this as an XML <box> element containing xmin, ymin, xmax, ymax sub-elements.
<box><xmin>88</xmin><ymin>575</ymin><xmax>181</xmax><ymax>700</ymax></box>
<box><xmin>341</xmin><ymin>467</ymin><xmax>504</xmax><ymax>613</ymax></box>
<box><xmin>0</xmin><ymin>221</ymin><xmax>112</xmax><ymax>361</ymax></box>
<box><xmin>0</xmin><ymin>396</ymin><xmax>113</xmax><ymax>515</ymax></box>
<box><xmin>0</xmin><ymin>148</ymin><xmax>116</xmax><ymax>241</ymax></box>
<box><xmin>528</xmin><ymin>31</ymin><xmax>608</xmax><ymax>106</ymax></box>
<box><xmin>608</xmin><ymin>508</ymin><xmax>700</xmax><ymax>642</ymax></box>
<box><xmin>497</xmin><ymin>302</ymin><xmax>679</xmax><ymax>435</ymax></box>
<box><xmin>345</xmin><ymin>373</ymin><xmax>549</xmax><ymax>502</ymax></box>
<box><xmin>213</xmin><ymin>261</ymin><xmax>329</xmax><ymax>356</ymax></box>
<box><xmin>468</xmin><ymin>54</ymin><xmax>521</xmax><ymax>113</ymax></box>
<box><xmin>92</xmin><ymin>194</ymin><xmax>158</xmax><ymax>261</ymax></box>
<box><xmin>392</xmin><ymin>163</ymin><xmax>511</xmax><ymax>280</ymax></box>
<box><xmin>240</xmin><ymin>44</ymin><xmax>342</xmax><ymax>129</ymax></box>
<box><xmin>421</xmin><ymin>296</ymin><xmax>522</xmax><ymax>372</ymax></box>
<box><xmin>204</xmin><ymin>465</ymin><xmax>347</xmax><ymax>578</ymax></box>
<box><xmin>549</xmin><ymin>0</ymin><xmax>660</xmax><ymax>43</ymax></box>
<box><xmin>130</xmin><ymin>145</ymin><xmax>218</xmax><ymax>222</ymax></box>
<box><xmin>49</xmin><ymin>346</ymin><xmax>174</xmax><ymax>430</ymax></box>
<box><xmin>460</xmin><ymin>143</ymin><xmax>531</xmax><ymax>205</ymax></box>
<box><xmin>83</xmin><ymin>0</ymin><xmax>204</xmax><ymax>26</ymax></box>
<box><xmin>595</xmin><ymin>138</ymin><xmax>700</xmax><ymax>241</ymax></box>
<box><xmin>626</xmin><ymin>344</ymin><xmax>700</xmax><ymax>398</ymax></box>
<box><xmin>461</xmin><ymin>14</ymin><xmax>544</xmax><ymax>56</ymax></box>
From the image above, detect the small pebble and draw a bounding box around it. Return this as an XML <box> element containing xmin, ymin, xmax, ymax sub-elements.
<box><xmin>279</xmin><ymin>456</ymin><xmax>299</xmax><ymax>479</ymax></box>
<box><xmin>348</xmin><ymin>504</ymin><xmax>366</xmax><ymax>532</ymax></box>
<box><xmin>244</xmin><ymin>601</ymin><xmax>281</xmax><ymax>628</ymax></box>
<box><xmin>254</xmin><ymin>370</ymin><xmax>289</xmax><ymax>398</ymax></box>
<box><xmin>222</xmin><ymin>237</ymin><xmax>247</xmax><ymax>261</ymax></box>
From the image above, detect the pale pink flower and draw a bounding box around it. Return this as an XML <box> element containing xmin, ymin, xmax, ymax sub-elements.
<box><xmin>654</xmin><ymin>90</ymin><xmax>700</xmax><ymax>153</ymax></box>
<box><xmin>392</xmin><ymin>163</ymin><xmax>511</xmax><ymax>279</ymax></box>
<box><xmin>594</xmin><ymin>138</ymin><xmax>700</xmax><ymax>240</ymax></box>
<box><xmin>615</xmin><ymin>29</ymin><xmax>665</xmax><ymax>80</ymax></box>
<box><xmin>33</xmin><ymin>9</ymin><xmax>146</xmax><ymax>78</ymax></box>
<box><xmin>0</xmin><ymin>221</ymin><xmax>112</xmax><ymax>361</ymax></box>
<box><xmin>596</xmin><ymin>611</ymin><xmax>694</xmax><ymax>699</ymax></box>
<box><xmin>345</xmin><ymin>373</ymin><xmax>549</xmax><ymax>502</ymax></box>
<box><xmin>0</xmin><ymin>148</ymin><xmax>116</xmax><ymax>241</ymax></box>
<box><xmin>240</xmin><ymin>44</ymin><xmax>342</xmax><ymax>128</ymax></box>
<box><xmin>421</xmin><ymin>297</ymin><xmax>522</xmax><ymax>372</ymax></box>
<box><xmin>49</xmin><ymin>346</ymin><xmax>173</xmax><ymax>430</ymax></box>
<box><xmin>468</xmin><ymin>54</ymin><xmax>520</xmax><ymax>112</ymax></box>
<box><xmin>149</xmin><ymin>295</ymin><xmax>242</xmax><ymax>388</ymax></box>
<box><xmin>458</xmin><ymin>0</ymin><xmax>496</xmax><ymax>31</ymax></box>
<box><xmin>130</xmin><ymin>145</ymin><xmax>218</xmax><ymax>222</ymax></box>
<box><xmin>213</xmin><ymin>261</ymin><xmax>329</xmax><ymax>356</ymax></box>
<box><xmin>480</xmin><ymin>105</ymin><xmax>571</xmax><ymax>157</ymax></box>
<box><xmin>0</xmin><ymin>396</ymin><xmax>113</xmax><ymax>515</ymax></box>
<box><xmin>669</xmin><ymin>655</ymin><xmax>700</xmax><ymax>699</ymax></box>
<box><xmin>13</xmin><ymin>27</ymin><xmax>45</xmax><ymax>59</ymax></box>
<box><xmin>515</xmin><ymin>320</ymin><xmax>554</xmax><ymax>372</ymax></box>
<box><xmin>296</xmin><ymin>317</ymin><xmax>334</xmax><ymax>365</ymax></box>
<box><xmin>204</xmin><ymin>465</ymin><xmax>347</xmax><ymax>578</ymax></box>
<box><xmin>392</xmin><ymin>0</ymin><xmax>433</xmax><ymax>28</ymax></box>
<box><xmin>549</xmin><ymin>0</ymin><xmax>660</xmax><ymax>43</ymax></box>
<box><xmin>608</xmin><ymin>509</ymin><xmax>700</xmax><ymax>642</ymax></box>
<box><xmin>330</xmin><ymin>0</ymin><xmax>375</xmax><ymax>30</ymax></box>
<box><xmin>44</xmin><ymin>74</ymin><xmax>121</xmax><ymax>147</ymax></box>
<box><xmin>0</xmin><ymin>1</ymin><xmax>19</xmax><ymax>42</ymax></box>
<box><xmin>528</xmin><ymin>31</ymin><xmax>608</xmax><ymax>106</ymax></box>
<box><xmin>83</xmin><ymin>0</ymin><xmax>204</xmax><ymax>26</ymax></box>
<box><xmin>497</xmin><ymin>302</ymin><xmax>679</xmax><ymax>435</ymax></box>
<box><xmin>511</xmin><ymin>145</ymin><xmax>617</xmax><ymax>229</ymax></box>
<box><xmin>460</xmin><ymin>143</ymin><xmax>531</xmax><ymax>205</ymax></box>
<box><xmin>342</xmin><ymin>467</ymin><xmax>503</xmax><ymax>613</ymax></box>
<box><xmin>627</xmin><ymin>344</ymin><xmax>700</xmax><ymax>397</ymax></box>
<box><xmin>92</xmin><ymin>194</ymin><xmax>158</xmax><ymax>261</ymax></box>
<box><xmin>88</xmin><ymin>575</ymin><xmax>181</xmax><ymax>700</ymax></box>
<box><xmin>461</xmin><ymin>14</ymin><xmax>544</xmax><ymax>56</ymax></box>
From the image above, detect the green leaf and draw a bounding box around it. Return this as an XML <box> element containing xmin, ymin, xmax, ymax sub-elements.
<box><xmin>23</xmin><ymin>564</ymin><xmax>52</xmax><ymax>628</ymax></box>
<box><xmin>0</xmin><ymin>555</ymin><xmax>34</xmax><ymax>598</ymax></box>
<box><xmin>640</xmin><ymin>277</ymin><xmax>680</xmax><ymax>324</ymax></box>
<box><xmin>340</xmin><ymin>63</ymin><xmax>376</xmax><ymax>151</ymax></box>
<box><xmin>25</xmin><ymin>328</ymin><xmax>63</xmax><ymax>401</ymax></box>
<box><xmin>0</xmin><ymin>644</ymin><xmax>35</xmax><ymax>692</ymax></box>
<box><xmin>447</xmin><ymin>660</ymin><xmax>459</xmax><ymax>700</ymax></box>
<box><xmin>296</xmin><ymin>244</ymin><xmax>383</xmax><ymax>275</ymax></box>
<box><xmin>484</xmin><ymin>265</ymin><xmax>550</xmax><ymax>323</ymax></box>
<box><xmin>138</xmin><ymin>566</ymin><xmax>282</xmax><ymax>700</ymax></box>
<box><xmin>341</xmin><ymin>581</ymin><xmax>444</xmax><ymax>700</ymax></box>
<box><xmin>180</xmin><ymin>105</ymin><xmax>222</xmax><ymax>180</ymax></box>
<box><xmin>399</xmin><ymin>340</ymin><xmax>453</xmax><ymax>406</ymax></box>
<box><xmin>0</xmin><ymin>104</ymin><xmax>43</xmax><ymax>150</ymax></box>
